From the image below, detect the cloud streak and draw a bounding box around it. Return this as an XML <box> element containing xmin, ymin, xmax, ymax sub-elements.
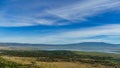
<box><xmin>0</xmin><ymin>0</ymin><xmax>120</xmax><ymax>26</ymax></box>
<box><xmin>48</xmin><ymin>0</ymin><xmax>120</xmax><ymax>21</ymax></box>
<box><xmin>0</xmin><ymin>24</ymin><xmax>120</xmax><ymax>44</ymax></box>
<box><xmin>36</xmin><ymin>24</ymin><xmax>120</xmax><ymax>44</ymax></box>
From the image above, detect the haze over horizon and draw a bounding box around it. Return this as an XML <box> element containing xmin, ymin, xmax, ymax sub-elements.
<box><xmin>0</xmin><ymin>0</ymin><xmax>120</xmax><ymax>44</ymax></box>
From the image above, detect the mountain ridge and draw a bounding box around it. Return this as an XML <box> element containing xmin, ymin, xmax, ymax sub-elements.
<box><xmin>0</xmin><ymin>42</ymin><xmax>119</xmax><ymax>46</ymax></box>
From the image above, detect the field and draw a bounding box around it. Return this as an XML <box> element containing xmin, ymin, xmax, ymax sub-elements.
<box><xmin>0</xmin><ymin>50</ymin><xmax>120</xmax><ymax>68</ymax></box>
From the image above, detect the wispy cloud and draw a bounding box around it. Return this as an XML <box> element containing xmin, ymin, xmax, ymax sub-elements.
<box><xmin>35</xmin><ymin>24</ymin><xmax>120</xmax><ymax>44</ymax></box>
<box><xmin>48</xmin><ymin>0</ymin><xmax>120</xmax><ymax>21</ymax></box>
<box><xmin>0</xmin><ymin>0</ymin><xmax>120</xmax><ymax>27</ymax></box>
<box><xmin>0</xmin><ymin>24</ymin><xmax>120</xmax><ymax>44</ymax></box>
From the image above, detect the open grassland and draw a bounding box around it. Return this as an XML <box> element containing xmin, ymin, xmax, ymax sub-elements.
<box><xmin>1</xmin><ymin>56</ymin><xmax>114</xmax><ymax>68</ymax></box>
<box><xmin>0</xmin><ymin>50</ymin><xmax>120</xmax><ymax>68</ymax></box>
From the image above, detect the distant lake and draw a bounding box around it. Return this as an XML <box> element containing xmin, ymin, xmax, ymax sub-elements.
<box><xmin>9</xmin><ymin>44</ymin><xmax>120</xmax><ymax>54</ymax></box>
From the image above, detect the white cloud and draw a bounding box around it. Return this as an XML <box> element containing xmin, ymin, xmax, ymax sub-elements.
<box><xmin>1</xmin><ymin>24</ymin><xmax>120</xmax><ymax>44</ymax></box>
<box><xmin>0</xmin><ymin>0</ymin><xmax>120</xmax><ymax>26</ymax></box>
<box><xmin>48</xmin><ymin>0</ymin><xmax>120</xmax><ymax>21</ymax></box>
<box><xmin>35</xmin><ymin>24</ymin><xmax>120</xmax><ymax>44</ymax></box>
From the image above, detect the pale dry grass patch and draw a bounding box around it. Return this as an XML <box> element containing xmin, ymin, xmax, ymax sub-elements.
<box><xmin>1</xmin><ymin>56</ymin><xmax>111</xmax><ymax>68</ymax></box>
<box><xmin>1</xmin><ymin>56</ymin><xmax>35</xmax><ymax>64</ymax></box>
<box><xmin>37</xmin><ymin>62</ymin><xmax>109</xmax><ymax>68</ymax></box>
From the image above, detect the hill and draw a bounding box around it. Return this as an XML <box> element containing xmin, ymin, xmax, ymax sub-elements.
<box><xmin>0</xmin><ymin>42</ymin><xmax>120</xmax><ymax>54</ymax></box>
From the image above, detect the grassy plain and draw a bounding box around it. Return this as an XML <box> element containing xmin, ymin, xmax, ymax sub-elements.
<box><xmin>0</xmin><ymin>50</ymin><xmax>119</xmax><ymax>68</ymax></box>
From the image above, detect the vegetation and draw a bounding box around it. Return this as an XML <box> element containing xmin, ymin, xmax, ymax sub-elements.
<box><xmin>0</xmin><ymin>50</ymin><xmax>120</xmax><ymax>68</ymax></box>
<box><xmin>0</xmin><ymin>56</ymin><xmax>37</xmax><ymax>68</ymax></box>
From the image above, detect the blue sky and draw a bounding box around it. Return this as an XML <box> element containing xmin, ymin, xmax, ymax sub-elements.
<box><xmin>0</xmin><ymin>0</ymin><xmax>120</xmax><ymax>44</ymax></box>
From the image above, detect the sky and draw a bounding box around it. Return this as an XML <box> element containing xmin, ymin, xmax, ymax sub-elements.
<box><xmin>0</xmin><ymin>0</ymin><xmax>120</xmax><ymax>44</ymax></box>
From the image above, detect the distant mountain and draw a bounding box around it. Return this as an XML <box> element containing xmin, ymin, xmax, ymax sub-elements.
<box><xmin>0</xmin><ymin>43</ymin><xmax>49</xmax><ymax>46</ymax></box>
<box><xmin>0</xmin><ymin>42</ymin><xmax>120</xmax><ymax>54</ymax></box>
<box><xmin>0</xmin><ymin>42</ymin><xmax>119</xmax><ymax>46</ymax></box>
<box><xmin>67</xmin><ymin>42</ymin><xmax>119</xmax><ymax>46</ymax></box>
